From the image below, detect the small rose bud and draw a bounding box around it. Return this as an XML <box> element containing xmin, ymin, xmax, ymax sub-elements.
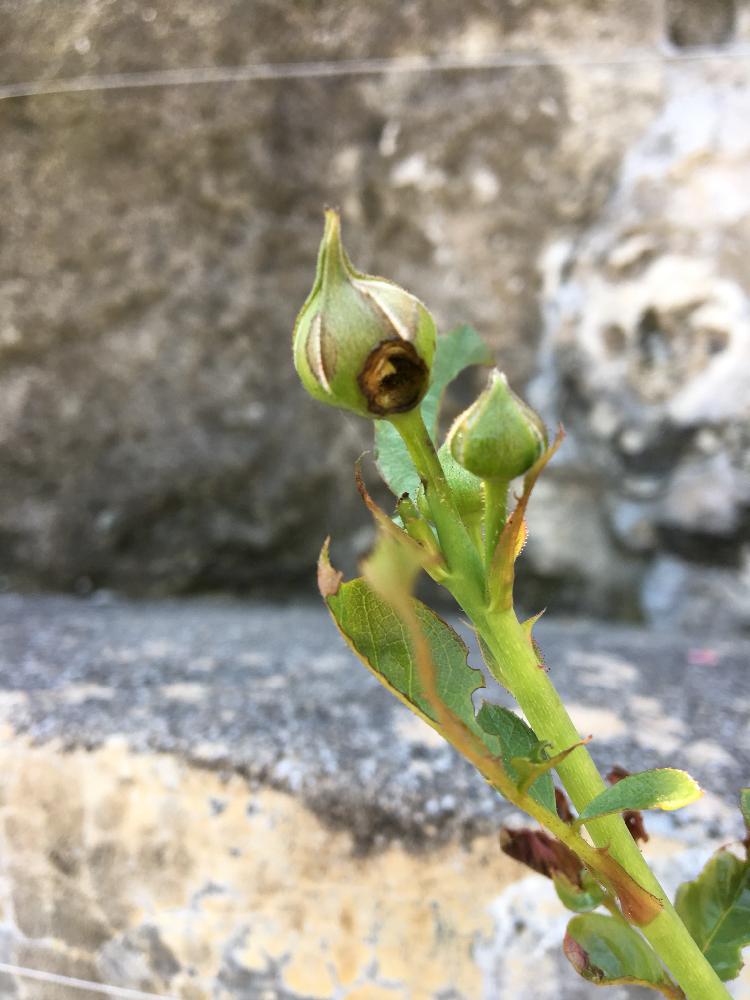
<box><xmin>448</xmin><ymin>369</ymin><xmax>547</xmax><ymax>480</ymax></box>
<box><xmin>293</xmin><ymin>209</ymin><xmax>436</xmax><ymax>418</ymax></box>
<box><xmin>416</xmin><ymin>443</ymin><xmax>483</xmax><ymax>521</ymax></box>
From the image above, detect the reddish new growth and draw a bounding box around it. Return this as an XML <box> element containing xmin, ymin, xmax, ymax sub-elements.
<box><xmin>555</xmin><ymin>786</ymin><xmax>576</xmax><ymax>824</ymax></box>
<box><xmin>500</xmin><ymin>827</ymin><xmax>583</xmax><ymax>886</ymax></box>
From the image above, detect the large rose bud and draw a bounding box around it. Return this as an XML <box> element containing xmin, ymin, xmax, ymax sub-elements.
<box><xmin>293</xmin><ymin>209</ymin><xmax>436</xmax><ymax>418</ymax></box>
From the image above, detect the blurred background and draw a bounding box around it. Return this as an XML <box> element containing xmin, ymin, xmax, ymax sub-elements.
<box><xmin>2</xmin><ymin>0</ymin><xmax>749</xmax><ymax>631</ymax></box>
<box><xmin>1</xmin><ymin>4</ymin><xmax>750</xmax><ymax>999</ymax></box>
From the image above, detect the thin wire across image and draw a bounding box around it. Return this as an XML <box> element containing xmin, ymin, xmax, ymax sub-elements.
<box><xmin>1</xmin><ymin>43</ymin><xmax>749</xmax><ymax>102</ymax></box>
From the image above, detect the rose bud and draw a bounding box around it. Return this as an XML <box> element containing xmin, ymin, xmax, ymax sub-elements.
<box><xmin>293</xmin><ymin>209</ymin><xmax>436</xmax><ymax>418</ymax></box>
<box><xmin>447</xmin><ymin>369</ymin><xmax>547</xmax><ymax>481</ymax></box>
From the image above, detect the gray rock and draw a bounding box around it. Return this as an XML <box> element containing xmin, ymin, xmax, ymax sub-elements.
<box><xmin>0</xmin><ymin>1</ymin><xmax>664</xmax><ymax>598</ymax></box>
<box><xmin>642</xmin><ymin>553</ymin><xmax>750</xmax><ymax>631</ymax></box>
<box><xmin>529</xmin><ymin>56</ymin><xmax>750</xmax><ymax>627</ymax></box>
<box><xmin>0</xmin><ymin>593</ymin><xmax>747</xmax><ymax>845</ymax></box>
<box><xmin>1</xmin><ymin>2</ymin><xmax>748</xmax><ymax>627</ymax></box>
<box><xmin>0</xmin><ymin>594</ymin><xmax>748</xmax><ymax>999</ymax></box>
<box><xmin>666</xmin><ymin>0</ymin><xmax>737</xmax><ymax>48</ymax></box>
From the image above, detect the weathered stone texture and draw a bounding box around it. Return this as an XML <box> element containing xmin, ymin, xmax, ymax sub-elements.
<box><xmin>0</xmin><ymin>2</ymin><xmax>748</xmax><ymax>623</ymax></box>
<box><xmin>527</xmin><ymin>59</ymin><xmax>750</xmax><ymax>628</ymax></box>
<box><xmin>0</xmin><ymin>595</ymin><xmax>748</xmax><ymax>998</ymax></box>
<box><xmin>0</xmin><ymin>2</ymin><xmax>657</xmax><ymax>597</ymax></box>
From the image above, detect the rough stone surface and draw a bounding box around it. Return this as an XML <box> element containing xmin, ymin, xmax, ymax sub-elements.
<box><xmin>0</xmin><ymin>0</ymin><xmax>670</xmax><ymax>603</ymax></box>
<box><xmin>1</xmin><ymin>4</ymin><xmax>749</xmax><ymax>615</ymax></box>
<box><xmin>0</xmin><ymin>594</ymin><xmax>748</xmax><ymax>997</ymax></box>
<box><xmin>527</xmin><ymin>56</ymin><xmax>750</xmax><ymax>628</ymax></box>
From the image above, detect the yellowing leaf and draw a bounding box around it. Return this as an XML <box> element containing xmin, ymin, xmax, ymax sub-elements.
<box><xmin>577</xmin><ymin>768</ymin><xmax>702</xmax><ymax>826</ymax></box>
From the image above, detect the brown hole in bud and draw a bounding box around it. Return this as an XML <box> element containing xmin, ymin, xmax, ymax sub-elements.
<box><xmin>358</xmin><ymin>339</ymin><xmax>428</xmax><ymax>416</ymax></box>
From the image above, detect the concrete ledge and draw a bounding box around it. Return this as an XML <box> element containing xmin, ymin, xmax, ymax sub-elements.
<box><xmin>0</xmin><ymin>595</ymin><xmax>748</xmax><ymax>998</ymax></box>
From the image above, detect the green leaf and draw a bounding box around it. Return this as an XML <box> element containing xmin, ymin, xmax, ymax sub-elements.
<box><xmin>324</xmin><ymin>573</ymin><xmax>555</xmax><ymax>811</ymax></box>
<box><xmin>326</xmin><ymin>575</ymin><xmax>485</xmax><ymax>734</ymax></box>
<box><xmin>675</xmin><ymin>849</ymin><xmax>750</xmax><ymax>981</ymax></box>
<box><xmin>476</xmin><ymin>703</ymin><xmax>555</xmax><ymax>812</ymax></box>
<box><xmin>373</xmin><ymin>420</ymin><xmax>419</xmax><ymax>499</ymax></box>
<box><xmin>740</xmin><ymin>787</ymin><xmax>750</xmax><ymax>834</ymax></box>
<box><xmin>564</xmin><ymin>913</ymin><xmax>680</xmax><ymax>997</ymax></box>
<box><xmin>554</xmin><ymin>872</ymin><xmax>606</xmax><ymax>913</ymax></box>
<box><xmin>422</xmin><ymin>323</ymin><xmax>494</xmax><ymax>439</ymax></box>
<box><xmin>510</xmin><ymin>739</ymin><xmax>587</xmax><ymax>796</ymax></box>
<box><xmin>578</xmin><ymin>769</ymin><xmax>702</xmax><ymax>825</ymax></box>
<box><xmin>374</xmin><ymin>324</ymin><xmax>492</xmax><ymax>496</ymax></box>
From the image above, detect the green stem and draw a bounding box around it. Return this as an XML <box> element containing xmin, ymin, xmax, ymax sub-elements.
<box><xmin>389</xmin><ymin>409</ymin><xmax>484</xmax><ymax>599</ymax></box>
<box><xmin>389</xmin><ymin>406</ymin><xmax>728</xmax><ymax>997</ymax></box>
<box><xmin>464</xmin><ymin>510</ymin><xmax>485</xmax><ymax>558</ymax></box>
<box><xmin>483</xmin><ymin>477</ymin><xmax>509</xmax><ymax>567</ymax></box>
<box><xmin>473</xmin><ymin>607</ymin><xmax>729</xmax><ymax>1000</ymax></box>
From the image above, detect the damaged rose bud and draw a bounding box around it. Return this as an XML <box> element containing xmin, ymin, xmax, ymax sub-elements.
<box><xmin>447</xmin><ymin>368</ymin><xmax>547</xmax><ymax>481</ymax></box>
<box><xmin>500</xmin><ymin>827</ymin><xmax>583</xmax><ymax>886</ymax></box>
<box><xmin>293</xmin><ymin>209</ymin><xmax>436</xmax><ymax>418</ymax></box>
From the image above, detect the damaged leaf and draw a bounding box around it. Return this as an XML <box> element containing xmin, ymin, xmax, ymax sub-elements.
<box><xmin>593</xmin><ymin>849</ymin><xmax>662</xmax><ymax>927</ymax></box>
<box><xmin>564</xmin><ymin>913</ymin><xmax>682</xmax><ymax>997</ymax></box>
<box><xmin>674</xmin><ymin>848</ymin><xmax>750</xmax><ymax>982</ymax></box>
<box><xmin>500</xmin><ymin>827</ymin><xmax>582</xmax><ymax>886</ymax></box>
<box><xmin>320</xmin><ymin>546</ymin><xmax>518</xmax><ymax>783</ymax></box>
<box><xmin>375</xmin><ymin>324</ymin><xmax>492</xmax><ymax>497</ymax></box>
<box><xmin>622</xmin><ymin>810</ymin><xmax>650</xmax><ymax>844</ymax></box>
<box><xmin>577</xmin><ymin>768</ymin><xmax>702</xmax><ymax>827</ymax></box>
<box><xmin>323</xmin><ymin>574</ymin><xmax>479</xmax><ymax>735</ymax></box>
<box><xmin>555</xmin><ymin>787</ymin><xmax>576</xmax><ymax>824</ymax></box>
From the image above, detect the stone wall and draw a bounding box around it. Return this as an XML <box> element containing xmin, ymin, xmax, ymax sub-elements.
<box><xmin>0</xmin><ymin>1</ymin><xmax>749</xmax><ymax>624</ymax></box>
<box><xmin>0</xmin><ymin>595</ymin><xmax>748</xmax><ymax>998</ymax></box>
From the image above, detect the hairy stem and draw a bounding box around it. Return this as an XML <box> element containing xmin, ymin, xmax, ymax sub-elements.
<box><xmin>393</xmin><ymin>411</ymin><xmax>730</xmax><ymax>1000</ymax></box>
<box><xmin>472</xmin><ymin>607</ymin><xmax>730</xmax><ymax>1000</ymax></box>
<box><xmin>482</xmin><ymin>477</ymin><xmax>508</xmax><ymax>567</ymax></box>
<box><xmin>389</xmin><ymin>409</ymin><xmax>484</xmax><ymax>599</ymax></box>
